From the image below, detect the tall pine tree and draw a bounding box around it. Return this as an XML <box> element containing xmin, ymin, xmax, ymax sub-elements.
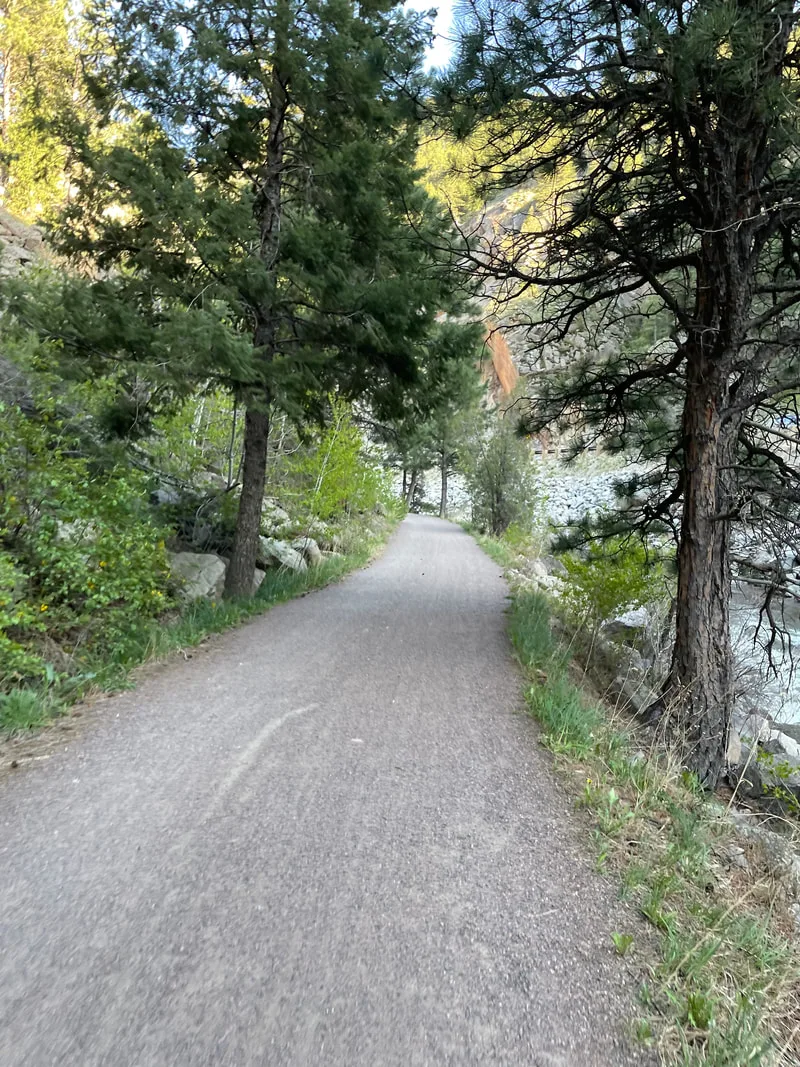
<box><xmin>55</xmin><ymin>0</ymin><xmax>475</xmax><ymax>595</ymax></box>
<box><xmin>441</xmin><ymin>0</ymin><xmax>800</xmax><ymax>784</ymax></box>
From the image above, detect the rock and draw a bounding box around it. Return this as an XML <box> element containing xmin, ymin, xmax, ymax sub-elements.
<box><xmin>291</xmin><ymin>536</ymin><xmax>323</xmax><ymax>567</ymax></box>
<box><xmin>55</xmin><ymin>519</ymin><xmax>99</xmax><ymax>545</ymax></box>
<box><xmin>252</xmin><ymin>569</ymin><xmax>266</xmax><ymax>592</ymax></box>
<box><xmin>257</xmin><ymin>537</ymin><xmax>307</xmax><ymax>572</ymax></box>
<box><xmin>727</xmin><ymin>744</ymin><xmax>764</xmax><ymax>800</ymax></box>
<box><xmin>529</xmin><ymin>559</ymin><xmax>549</xmax><ymax>580</ymax></box>
<box><xmin>168</xmin><ymin>551</ymin><xmax>227</xmax><ymax>601</ymax></box>
<box><xmin>194</xmin><ymin>471</ymin><xmax>228</xmax><ymax>492</ymax></box>
<box><xmin>151</xmin><ymin>485</ymin><xmax>182</xmax><ymax>507</ymax></box>
<box><xmin>726</xmin><ymin>728</ymin><xmax>742</xmax><ymax>767</ymax></box>
<box><xmin>602</xmin><ymin>606</ymin><xmax>651</xmax><ymax>640</ymax></box>
<box><xmin>774</xmin><ymin>722</ymin><xmax>800</xmax><ymax>745</ymax></box>
<box><xmin>261</xmin><ymin>498</ymin><xmax>291</xmax><ymax>528</ymax></box>
<box><xmin>764</xmin><ymin>729</ymin><xmax>800</xmax><ymax>765</ymax></box>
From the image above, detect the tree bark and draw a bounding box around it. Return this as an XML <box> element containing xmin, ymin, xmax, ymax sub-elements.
<box><xmin>657</xmin><ymin>346</ymin><xmax>741</xmax><ymax>787</ymax></box>
<box><xmin>224</xmin><ymin>7</ymin><xmax>288</xmax><ymax>597</ymax></box>
<box><xmin>225</xmin><ymin>406</ymin><xmax>269</xmax><ymax>597</ymax></box>
<box><xmin>439</xmin><ymin>452</ymin><xmax>448</xmax><ymax>518</ymax></box>
<box><xmin>404</xmin><ymin>470</ymin><xmax>418</xmax><ymax>508</ymax></box>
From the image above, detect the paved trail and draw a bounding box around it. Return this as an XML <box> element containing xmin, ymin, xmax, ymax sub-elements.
<box><xmin>1</xmin><ymin>516</ymin><xmax>647</xmax><ymax>1067</ymax></box>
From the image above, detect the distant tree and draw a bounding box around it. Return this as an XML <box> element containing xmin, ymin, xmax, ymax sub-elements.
<box><xmin>460</xmin><ymin>406</ymin><xmax>539</xmax><ymax>536</ymax></box>
<box><xmin>0</xmin><ymin>0</ymin><xmax>81</xmax><ymax>220</ymax></box>
<box><xmin>370</xmin><ymin>319</ymin><xmax>485</xmax><ymax>513</ymax></box>
<box><xmin>441</xmin><ymin>0</ymin><xmax>800</xmax><ymax>786</ymax></box>
<box><xmin>51</xmin><ymin>0</ymin><xmax>476</xmax><ymax>596</ymax></box>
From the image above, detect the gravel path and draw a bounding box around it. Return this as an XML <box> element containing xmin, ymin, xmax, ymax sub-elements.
<box><xmin>0</xmin><ymin>515</ymin><xmax>648</xmax><ymax>1066</ymax></box>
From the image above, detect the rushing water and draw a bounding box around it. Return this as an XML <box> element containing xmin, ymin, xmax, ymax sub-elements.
<box><xmin>534</xmin><ymin>461</ymin><xmax>800</xmax><ymax>726</ymax></box>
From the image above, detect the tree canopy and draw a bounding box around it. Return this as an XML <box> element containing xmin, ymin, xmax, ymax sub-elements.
<box><xmin>439</xmin><ymin>0</ymin><xmax>800</xmax><ymax>784</ymax></box>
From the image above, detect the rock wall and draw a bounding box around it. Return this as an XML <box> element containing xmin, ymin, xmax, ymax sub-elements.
<box><xmin>0</xmin><ymin>208</ymin><xmax>50</xmax><ymax>276</ymax></box>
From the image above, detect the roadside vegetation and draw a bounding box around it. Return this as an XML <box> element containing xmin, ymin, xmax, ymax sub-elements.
<box><xmin>472</xmin><ymin>526</ymin><xmax>800</xmax><ymax>1066</ymax></box>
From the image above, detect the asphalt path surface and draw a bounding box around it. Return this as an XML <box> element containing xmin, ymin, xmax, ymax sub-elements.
<box><xmin>1</xmin><ymin>516</ymin><xmax>647</xmax><ymax>1066</ymax></box>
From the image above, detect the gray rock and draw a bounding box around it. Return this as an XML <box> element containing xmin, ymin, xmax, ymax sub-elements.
<box><xmin>261</xmin><ymin>498</ymin><xmax>291</xmax><ymax>528</ymax></box>
<box><xmin>291</xmin><ymin>536</ymin><xmax>323</xmax><ymax>567</ymax></box>
<box><xmin>194</xmin><ymin>471</ymin><xmax>228</xmax><ymax>492</ymax></box>
<box><xmin>151</xmin><ymin>485</ymin><xmax>182</xmax><ymax>507</ymax></box>
<box><xmin>727</xmin><ymin>745</ymin><xmax>764</xmax><ymax>800</ymax></box>
<box><xmin>764</xmin><ymin>728</ymin><xmax>800</xmax><ymax>766</ymax></box>
<box><xmin>774</xmin><ymin>722</ymin><xmax>800</xmax><ymax>745</ymax></box>
<box><xmin>733</xmin><ymin>709</ymin><xmax>772</xmax><ymax>743</ymax></box>
<box><xmin>55</xmin><ymin>519</ymin><xmax>99</xmax><ymax>545</ymax></box>
<box><xmin>726</xmin><ymin>728</ymin><xmax>742</xmax><ymax>767</ymax></box>
<box><xmin>258</xmin><ymin>537</ymin><xmax>307</xmax><ymax>572</ymax></box>
<box><xmin>169</xmin><ymin>552</ymin><xmax>227</xmax><ymax>601</ymax></box>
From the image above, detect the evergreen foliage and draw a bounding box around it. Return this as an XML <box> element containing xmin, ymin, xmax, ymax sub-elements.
<box><xmin>441</xmin><ymin>0</ymin><xmax>800</xmax><ymax>785</ymax></box>
<box><xmin>44</xmin><ymin>0</ymin><xmax>477</xmax><ymax>595</ymax></box>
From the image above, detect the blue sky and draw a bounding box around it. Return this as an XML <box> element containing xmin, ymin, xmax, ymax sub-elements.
<box><xmin>404</xmin><ymin>0</ymin><xmax>457</xmax><ymax>71</ymax></box>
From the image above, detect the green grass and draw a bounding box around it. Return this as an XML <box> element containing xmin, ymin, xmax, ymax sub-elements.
<box><xmin>1</xmin><ymin>526</ymin><xmax>390</xmax><ymax>734</ymax></box>
<box><xmin>473</xmin><ymin>531</ymin><xmax>800</xmax><ymax>1066</ymax></box>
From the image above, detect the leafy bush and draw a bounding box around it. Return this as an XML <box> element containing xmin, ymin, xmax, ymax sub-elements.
<box><xmin>560</xmin><ymin>538</ymin><xmax>666</xmax><ymax>629</ymax></box>
<box><xmin>0</xmin><ymin>553</ymin><xmax>46</xmax><ymax>685</ymax></box>
<box><xmin>281</xmin><ymin>398</ymin><xmax>393</xmax><ymax>523</ymax></box>
<box><xmin>0</xmin><ymin>395</ymin><xmax>171</xmax><ymax>687</ymax></box>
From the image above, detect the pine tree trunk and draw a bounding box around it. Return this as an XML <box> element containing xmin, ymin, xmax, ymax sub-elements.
<box><xmin>405</xmin><ymin>470</ymin><xmax>418</xmax><ymax>508</ymax></box>
<box><xmin>225</xmin><ymin>406</ymin><xmax>269</xmax><ymax>597</ymax></box>
<box><xmin>439</xmin><ymin>453</ymin><xmax>448</xmax><ymax>518</ymax></box>
<box><xmin>224</xmin><ymin>10</ymin><xmax>288</xmax><ymax>597</ymax></box>
<box><xmin>658</xmin><ymin>349</ymin><xmax>740</xmax><ymax>787</ymax></box>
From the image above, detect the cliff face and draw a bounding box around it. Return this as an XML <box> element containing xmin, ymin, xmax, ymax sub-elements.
<box><xmin>482</xmin><ymin>326</ymin><xmax>519</xmax><ymax>400</ymax></box>
<box><xmin>0</xmin><ymin>208</ymin><xmax>49</xmax><ymax>276</ymax></box>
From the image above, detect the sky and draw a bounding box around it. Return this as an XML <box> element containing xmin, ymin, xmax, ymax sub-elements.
<box><xmin>404</xmin><ymin>0</ymin><xmax>457</xmax><ymax>71</ymax></box>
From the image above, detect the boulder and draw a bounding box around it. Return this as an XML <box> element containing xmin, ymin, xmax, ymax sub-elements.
<box><xmin>168</xmin><ymin>552</ymin><xmax>227</xmax><ymax>601</ymax></box>
<box><xmin>733</xmin><ymin>708</ymin><xmax>772</xmax><ymax>743</ymax></box>
<box><xmin>727</xmin><ymin>744</ymin><xmax>764</xmax><ymax>800</ymax></box>
<box><xmin>774</xmin><ymin>722</ymin><xmax>800</xmax><ymax>746</ymax></box>
<box><xmin>764</xmin><ymin>728</ymin><xmax>800</xmax><ymax>765</ymax></box>
<box><xmin>257</xmin><ymin>537</ymin><xmax>307</xmax><ymax>572</ymax></box>
<box><xmin>291</xmin><ymin>536</ymin><xmax>324</xmax><ymax>567</ymax></box>
<box><xmin>602</xmin><ymin>606</ymin><xmax>651</xmax><ymax>640</ymax></box>
<box><xmin>151</xmin><ymin>485</ymin><xmax>182</xmax><ymax>508</ymax></box>
<box><xmin>261</xmin><ymin>498</ymin><xmax>291</xmax><ymax>529</ymax></box>
<box><xmin>55</xmin><ymin>519</ymin><xmax>99</xmax><ymax>545</ymax></box>
<box><xmin>194</xmin><ymin>471</ymin><xmax>228</xmax><ymax>492</ymax></box>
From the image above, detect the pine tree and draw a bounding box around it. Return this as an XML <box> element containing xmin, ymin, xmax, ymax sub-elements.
<box><xmin>441</xmin><ymin>0</ymin><xmax>800</xmax><ymax>785</ymax></box>
<box><xmin>53</xmin><ymin>0</ymin><xmax>475</xmax><ymax>596</ymax></box>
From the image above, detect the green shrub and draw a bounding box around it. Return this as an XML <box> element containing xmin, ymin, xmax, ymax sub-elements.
<box><xmin>282</xmin><ymin>398</ymin><xmax>393</xmax><ymax>522</ymax></box>
<box><xmin>0</xmin><ymin>553</ymin><xmax>46</xmax><ymax>685</ymax></box>
<box><xmin>560</xmin><ymin>538</ymin><xmax>666</xmax><ymax>629</ymax></box>
<box><xmin>0</xmin><ymin>397</ymin><xmax>172</xmax><ymax>685</ymax></box>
